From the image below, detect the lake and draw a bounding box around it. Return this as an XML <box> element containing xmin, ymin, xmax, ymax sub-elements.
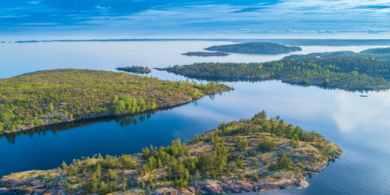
<box><xmin>1</xmin><ymin>41</ymin><xmax>390</xmax><ymax>195</ymax></box>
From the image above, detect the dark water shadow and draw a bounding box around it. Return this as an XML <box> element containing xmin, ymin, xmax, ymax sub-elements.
<box><xmin>0</xmin><ymin>101</ymin><xmax>194</xmax><ymax>144</ymax></box>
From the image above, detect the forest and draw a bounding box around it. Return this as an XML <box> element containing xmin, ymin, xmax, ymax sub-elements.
<box><xmin>205</xmin><ymin>42</ymin><xmax>302</xmax><ymax>54</ymax></box>
<box><xmin>1</xmin><ymin>111</ymin><xmax>342</xmax><ymax>194</ymax></box>
<box><xmin>116</xmin><ymin>66</ymin><xmax>152</xmax><ymax>74</ymax></box>
<box><xmin>164</xmin><ymin>56</ymin><xmax>390</xmax><ymax>91</ymax></box>
<box><xmin>0</xmin><ymin>69</ymin><xmax>231</xmax><ymax>133</ymax></box>
<box><xmin>285</xmin><ymin>47</ymin><xmax>390</xmax><ymax>61</ymax></box>
<box><xmin>181</xmin><ymin>52</ymin><xmax>230</xmax><ymax>57</ymax></box>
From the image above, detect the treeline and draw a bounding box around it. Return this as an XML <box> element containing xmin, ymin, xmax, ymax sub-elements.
<box><xmin>116</xmin><ymin>66</ymin><xmax>151</xmax><ymax>74</ymax></box>
<box><xmin>205</xmin><ymin>42</ymin><xmax>302</xmax><ymax>54</ymax></box>
<box><xmin>182</xmin><ymin>52</ymin><xmax>230</xmax><ymax>57</ymax></box>
<box><xmin>285</xmin><ymin>48</ymin><xmax>390</xmax><ymax>61</ymax></box>
<box><xmin>0</xmin><ymin>69</ymin><xmax>231</xmax><ymax>132</ymax></box>
<box><xmin>165</xmin><ymin>56</ymin><xmax>390</xmax><ymax>90</ymax></box>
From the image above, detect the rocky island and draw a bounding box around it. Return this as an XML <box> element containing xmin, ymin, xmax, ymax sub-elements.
<box><xmin>0</xmin><ymin>69</ymin><xmax>232</xmax><ymax>135</ymax></box>
<box><xmin>116</xmin><ymin>66</ymin><xmax>152</xmax><ymax>74</ymax></box>
<box><xmin>0</xmin><ymin>111</ymin><xmax>342</xmax><ymax>195</ymax></box>
<box><xmin>205</xmin><ymin>42</ymin><xmax>302</xmax><ymax>54</ymax></box>
<box><xmin>182</xmin><ymin>52</ymin><xmax>230</xmax><ymax>57</ymax></box>
<box><xmin>161</xmin><ymin>56</ymin><xmax>390</xmax><ymax>91</ymax></box>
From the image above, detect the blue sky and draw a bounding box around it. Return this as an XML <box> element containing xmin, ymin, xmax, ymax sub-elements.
<box><xmin>1</xmin><ymin>0</ymin><xmax>390</xmax><ymax>38</ymax></box>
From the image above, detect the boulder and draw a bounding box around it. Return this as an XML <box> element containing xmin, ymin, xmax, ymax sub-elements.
<box><xmin>296</xmin><ymin>180</ymin><xmax>309</xmax><ymax>189</ymax></box>
<box><xmin>0</xmin><ymin>187</ymin><xmax>8</xmax><ymax>193</ymax></box>
<box><xmin>255</xmin><ymin>178</ymin><xmax>297</xmax><ymax>194</ymax></box>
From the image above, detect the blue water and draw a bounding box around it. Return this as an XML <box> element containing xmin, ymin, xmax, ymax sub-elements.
<box><xmin>1</xmin><ymin>41</ymin><xmax>390</xmax><ymax>195</ymax></box>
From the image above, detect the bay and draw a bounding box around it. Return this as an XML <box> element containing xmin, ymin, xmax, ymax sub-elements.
<box><xmin>1</xmin><ymin>41</ymin><xmax>390</xmax><ymax>194</ymax></box>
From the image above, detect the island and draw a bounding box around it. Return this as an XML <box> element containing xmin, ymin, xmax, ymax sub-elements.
<box><xmin>182</xmin><ymin>52</ymin><xmax>230</xmax><ymax>57</ymax></box>
<box><xmin>205</xmin><ymin>42</ymin><xmax>302</xmax><ymax>54</ymax></box>
<box><xmin>161</xmin><ymin>56</ymin><xmax>390</xmax><ymax>91</ymax></box>
<box><xmin>14</xmin><ymin>40</ymin><xmax>40</xmax><ymax>43</ymax></box>
<box><xmin>285</xmin><ymin>47</ymin><xmax>390</xmax><ymax>61</ymax></box>
<box><xmin>0</xmin><ymin>111</ymin><xmax>342</xmax><ymax>195</ymax></box>
<box><xmin>116</xmin><ymin>66</ymin><xmax>152</xmax><ymax>74</ymax></box>
<box><xmin>0</xmin><ymin>69</ymin><xmax>232</xmax><ymax>134</ymax></box>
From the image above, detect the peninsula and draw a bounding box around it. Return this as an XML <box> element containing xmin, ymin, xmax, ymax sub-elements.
<box><xmin>0</xmin><ymin>69</ymin><xmax>232</xmax><ymax>134</ymax></box>
<box><xmin>116</xmin><ymin>66</ymin><xmax>152</xmax><ymax>74</ymax></box>
<box><xmin>182</xmin><ymin>52</ymin><xmax>230</xmax><ymax>57</ymax></box>
<box><xmin>205</xmin><ymin>42</ymin><xmax>302</xmax><ymax>54</ymax></box>
<box><xmin>0</xmin><ymin>111</ymin><xmax>342</xmax><ymax>195</ymax></box>
<box><xmin>162</xmin><ymin>56</ymin><xmax>390</xmax><ymax>91</ymax></box>
<box><xmin>284</xmin><ymin>47</ymin><xmax>390</xmax><ymax>61</ymax></box>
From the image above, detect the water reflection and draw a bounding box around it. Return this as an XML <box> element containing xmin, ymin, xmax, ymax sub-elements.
<box><xmin>332</xmin><ymin>92</ymin><xmax>390</xmax><ymax>132</ymax></box>
<box><xmin>0</xmin><ymin>104</ymin><xmax>178</xmax><ymax>144</ymax></box>
<box><xmin>163</xmin><ymin>72</ymin><xmax>387</xmax><ymax>93</ymax></box>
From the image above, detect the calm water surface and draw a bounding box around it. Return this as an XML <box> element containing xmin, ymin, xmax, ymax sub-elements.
<box><xmin>1</xmin><ymin>41</ymin><xmax>390</xmax><ymax>195</ymax></box>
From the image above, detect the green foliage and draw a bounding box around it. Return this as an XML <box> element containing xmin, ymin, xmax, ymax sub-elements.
<box><xmin>67</xmin><ymin>165</ymin><xmax>79</xmax><ymax>177</ymax></box>
<box><xmin>46</xmin><ymin>170</ymin><xmax>54</xmax><ymax>181</ymax></box>
<box><xmin>197</xmin><ymin>143</ymin><xmax>230</xmax><ymax>177</ymax></box>
<box><xmin>118</xmin><ymin>155</ymin><xmax>136</xmax><ymax>169</ymax></box>
<box><xmin>122</xmin><ymin>176</ymin><xmax>127</xmax><ymax>191</ymax></box>
<box><xmin>237</xmin><ymin>137</ymin><xmax>250</xmax><ymax>150</ymax></box>
<box><xmin>107</xmin><ymin>169</ymin><xmax>119</xmax><ymax>181</ymax></box>
<box><xmin>116</xmin><ymin>66</ymin><xmax>152</xmax><ymax>74</ymax></box>
<box><xmin>100</xmin><ymin>155</ymin><xmax>119</xmax><ymax>169</ymax></box>
<box><xmin>166</xmin><ymin>56</ymin><xmax>390</xmax><ymax>90</ymax></box>
<box><xmin>258</xmin><ymin>135</ymin><xmax>277</xmax><ymax>151</ymax></box>
<box><xmin>289</xmin><ymin>134</ymin><xmax>300</xmax><ymax>148</ymax></box>
<box><xmin>139</xmin><ymin>139</ymin><xmax>189</xmax><ymax>176</ymax></box>
<box><xmin>41</xmin><ymin>111</ymin><xmax>333</xmax><ymax>194</ymax></box>
<box><xmin>65</xmin><ymin>181</ymin><xmax>72</xmax><ymax>192</ymax></box>
<box><xmin>205</xmin><ymin>42</ymin><xmax>302</xmax><ymax>54</ymax></box>
<box><xmin>0</xmin><ymin>69</ymin><xmax>230</xmax><ymax>131</ymax></box>
<box><xmin>270</xmin><ymin>151</ymin><xmax>293</xmax><ymax>171</ymax></box>
<box><xmin>361</xmin><ymin>47</ymin><xmax>390</xmax><ymax>55</ymax></box>
<box><xmin>61</xmin><ymin>161</ymin><xmax>67</xmax><ymax>170</ymax></box>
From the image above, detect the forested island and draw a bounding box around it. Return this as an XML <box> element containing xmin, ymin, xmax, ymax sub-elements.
<box><xmin>285</xmin><ymin>47</ymin><xmax>390</xmax><ymax>61</ymax></box>
<box><xmin>116</xmin><ymin>66</ymin><xmax>152</xmax><ymax>74</ymax></box>
<box><xmin>0</xmin><ymin>69</ymin><xmax>232</xmax><ymax>134</ymax></box>
<box><xmin>0</xmin><ymin>111</ymin><xmax>342</xmax><ymax>195</ymax></box>
<box><xmin>162</xmin><ymin>56</ymin><xmax>390</xmax><ymax>91</ymax></box>
<box><xmin>205</xmin><ymin>42</ymin><xmax>302</xmax><ymax>54</ymax></box>
<box><xmin>182</xmin><ymin>52</ymin><xmax>230</xmax><ymax>57</ymax></box>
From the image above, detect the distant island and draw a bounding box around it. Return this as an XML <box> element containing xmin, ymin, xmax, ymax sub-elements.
<box><xmin>0</xmin><ymin>69</ymin><xmax>232</xmax><ymax>134</ymax></box>
<box><xmin>205</xmin><ymin>42</ymin><xmax>302</xmax><ymax>54</ymax></box>
<box><xmin>14</xmin><ymin>40</ymin><xmax>40</xmax><ymax>43</ymax></box>
<box><xmin>284</xmin><ymin>47</ymin><xmax>390</xmax><ymax>61</ymax></box>
<box><xmin>0</xmin><ymin>111</ymin><xmax>342</xmax><ymax>195</ymax></box>
<box><xmin>116</xmin><ymin>66</ymin><xmax>152</xmax><ymax>74</ymax></box>
<box><xmin>182</xmin><ymin>52</ymin><xmax>230</xmax><ymax>57</ymax></box>
<box><xmin>11</xmin><ymin>39</ymin><xmax>390</xmax><ymax>46</ymax></box>
<box><xmin>161</xmin><ymin>56</ymin><xmax>390</xmax><ymax>91</ymax></box>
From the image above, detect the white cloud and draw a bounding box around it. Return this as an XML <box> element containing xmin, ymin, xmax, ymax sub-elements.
<box><xmin>332</xmin><ymin>91</ymin><xmax>390</xmax><ymax>133</ymax></box>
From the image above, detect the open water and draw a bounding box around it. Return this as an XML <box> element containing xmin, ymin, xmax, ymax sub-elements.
<box><xmin>1</xmin><ymin>41</ymin><xmax>390</xmax><ymax>195</ymax></box>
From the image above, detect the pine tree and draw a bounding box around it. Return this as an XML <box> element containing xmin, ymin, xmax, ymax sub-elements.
<box><xmin>122</xmin><ymin>176</ymin><xmax>127</xmax><ymax>191</ymax></box>
<box><xmin>61</xmin><ymin>161</ymin><xmax>67</xmax><ymax>170</ymax></box>
<box><xmin>96</xmin><ymin>163</ymin><xmax>102</xmax><ymax>178</ymax></box>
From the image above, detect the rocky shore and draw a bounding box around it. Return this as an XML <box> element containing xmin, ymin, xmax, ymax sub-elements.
<box><xmin>1</xmin><ymin>116</ymin><xmax>342</xmax><ymax>195</ymax></box>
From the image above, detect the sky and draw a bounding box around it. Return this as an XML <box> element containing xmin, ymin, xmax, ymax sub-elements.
<box><xmin>1</xmin><ymin>0</ymin><xmax>390</xmax><ymax>38</ymax></box>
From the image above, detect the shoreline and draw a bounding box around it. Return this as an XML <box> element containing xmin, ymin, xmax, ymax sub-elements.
<box><xmin>159</xmin><ymin>69</ymin><xmax>389</xmax><ymax>91</ymax></box>
<box><xmin>0</xmin><ymin>92</ymin><xmax>232</xmax><ymax>136</ymax></box>
<box><xmin>0</xmin><ymin>114</ymin><xmax>342</xmax><ymax>195</ymax></box>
